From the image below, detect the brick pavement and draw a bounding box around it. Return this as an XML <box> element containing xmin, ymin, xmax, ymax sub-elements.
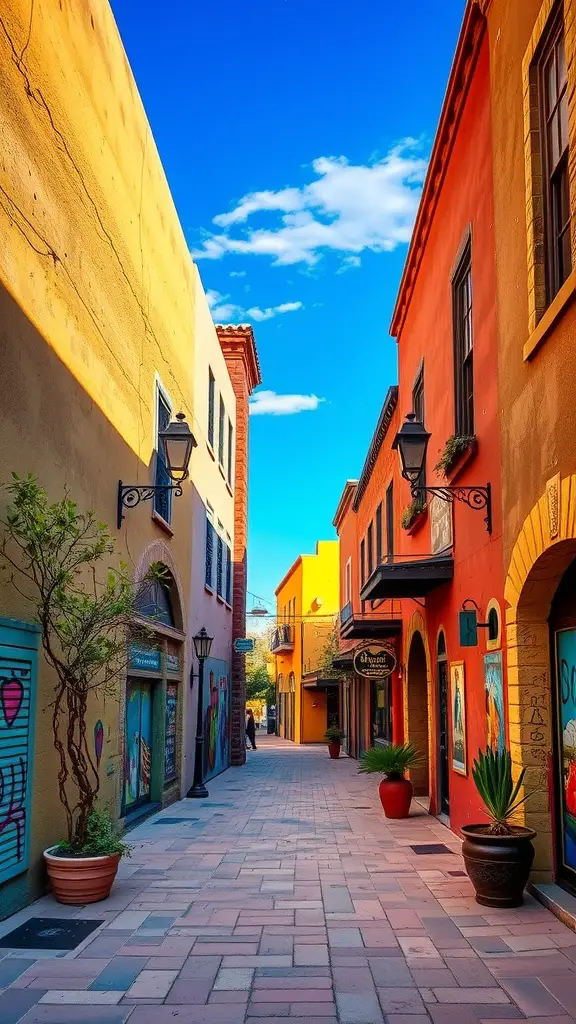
<box><xmin>0</xmin><ymin>737</ymin><xmax>575</xmax><ymax>1023</ymax></box>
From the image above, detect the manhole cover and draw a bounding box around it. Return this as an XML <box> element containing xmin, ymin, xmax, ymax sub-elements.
<box><xmin>0</xmin><ymin>918</ymin><xmax>102</xmax><ymax>950</ymax></box>
<box><xmin>410</xmin><ymin>843</ymin><xmax>454</xmax><ymax>855</ymax></box>
<box><xmin>448</xmin><ymin>870</ymin><xmax>466</xmax><ymax>877</ymax></box>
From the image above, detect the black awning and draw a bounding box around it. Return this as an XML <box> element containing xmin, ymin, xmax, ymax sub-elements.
<box><xmin>340</xmin><ymin>615</ymin><xmax>402</xmax><ymax>641</ymax></box>
<box><xmin>302</xmin><ymin>675</ymin><xmax>340</xmax><ymax>690</ymax></box>
<box><xmin>332</xmin><ymin>654</ymin><xmax>353</xmax><ymax>671</ymax></box>
<box><xmin>360</xmin><ymin>556</ymin><xmax>454</xmax><ymax>601</ymax></box>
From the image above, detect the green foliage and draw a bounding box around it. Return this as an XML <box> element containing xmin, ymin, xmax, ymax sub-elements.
<box><xmin>401</xmin><ymin>498</ymin><xmax>426</xmax><ymax>530</ymax></box>
<box><xmin>434</xmin><ymin>434</ymin><xmax>476</xmax><ymax>478</ymax></box>
<box><xmin>358</xmin><ymin>743</ymin><xmax>423</xmax><ymax>780</ymax></box>
<box><xmin>246</xmin><ymin>665</ymin><xmax>272</xmax><ymax>702</ymax></box>
<box><xmin>0</xmin><ymin>474</ymin><xmax>153</xmax><ymax>851</ymax></box>
<box><xmin>325</xmin><ymin>726</ymin><xmax>345</xmax><ymax>742</ymax></box>
<box><xmin>471</xmin><ymin>747</ymin><xmax>533</xmax><ymax>835</ymax></box>
<box><xmin>56</xmin><ymin>807</ymin><xmax>131</xmax><ymax>858</ymax></box>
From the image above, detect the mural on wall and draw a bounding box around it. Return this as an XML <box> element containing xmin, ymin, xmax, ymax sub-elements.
<box><xmin>450</xmin><ymin>661</ymin><xmax>467</xmax><ymax>775</ymax></box>
<box><xmin>483</xmin><ymin>652</ymin><xmax>505</xmax><ymax>754</ymax></box>
<box><xmin>125</xmin><ymin>681</ymin><xmax>152</xmax><ymax>810</ymax></box>
<box><xmin>202</xmin><ymin>658</ymin><xmax>230</xmax><ymax>781</ymax></box>
<box><xmin>0</xmin><ymin>655</ymin><xmax>33</xmax><ymax>884</ymax></box>
<box><xmin>94</xmin><ymin>720</ymin><xmax>104</xmax><ymax>769</ymax></box>
<box><xmin>165</xmin><ymin>683</ymin><xmax>178</xmax><ymax>780</ymax></box>
<box><xmin>556</xmin><ymin>629</ymin><xmax>576</xmax><ymax>875</ymax></box>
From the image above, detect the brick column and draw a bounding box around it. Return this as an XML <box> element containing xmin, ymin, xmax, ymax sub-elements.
<box><xmin>216</xmin><ymin>325</ymin><xmax>261</xmax><ymax>766</ymax></box>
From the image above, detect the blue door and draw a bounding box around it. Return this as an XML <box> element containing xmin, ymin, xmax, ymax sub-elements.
<box><xmin>0</xmin><ymin>620</ymin><xmax>39</xmax><ymax>885</ymax></box>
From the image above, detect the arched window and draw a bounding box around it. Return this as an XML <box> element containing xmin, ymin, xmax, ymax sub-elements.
<box><xmin>288</xmin><ymin>672</ymin><xmax>296</xmax><ymax>692</ymax></box>
<box><xmin>437</xmin><ymin>630</ymin><xmax>447</xmax><ymax>659</ymax></box>
<box><xmin>135</xmin><ymin>565</ymin><xmax>183</xmax><ymax>628</ymax></box>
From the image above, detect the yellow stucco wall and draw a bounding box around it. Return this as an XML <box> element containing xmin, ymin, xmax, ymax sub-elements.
<box><xmin>0</xmin><ymin>0</ymin><xmax>202</xmax><ymax>915</ymax></box>
<box><xmin>275</xmin><ymin>541</ymin><xmax>340</xmax><ymax>744</ymax></box>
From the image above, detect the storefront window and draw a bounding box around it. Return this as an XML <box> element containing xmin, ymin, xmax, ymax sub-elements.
<box><xmin>372</xmin><ymin>678</ymin><xmax>392</xmax><ymax>743</ymax></box>
<box><xmin>164</xmin><ymin>682</ymin><xmax>178</xmax><ymax>781</ymax></box>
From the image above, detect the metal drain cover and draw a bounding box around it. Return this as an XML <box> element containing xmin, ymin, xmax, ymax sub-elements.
<box><xmin>409</xmin><ymin>843</ymin><xmax>454</xmax><ymax>855</ymax></box>
<box><xmin>0</xmin><ymin>917</ymin><xmax>102</xmax><ymax>950</ymax></box>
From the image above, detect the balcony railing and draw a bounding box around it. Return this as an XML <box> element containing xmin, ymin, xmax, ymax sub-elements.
<box><xmin>339</xmin><ymin>599</ymin><xmax>402</xmax><ymax>640</ymax></box>
<box><xmin>340</xmin><ymin>602</ymin><xmax>353</xmax><ymax>627</ymax></box>
<box><xmin>270</xmin><ymin>623</ymin><xmax>295</xmax><ymax>653</ymax></box>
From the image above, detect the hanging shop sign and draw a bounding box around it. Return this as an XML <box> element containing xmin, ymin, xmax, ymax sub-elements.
<box><xmin>353</xmin><ymin>643</ymin><xmax>397</xmax><ymax>679</ymax></box>
<box><xmin>166</xmin><ymin>653</ymin><xmax>181</xmax><ymax>674</ymax></box>
<box><xmin>234</xmin><ymin>638</ymin><xmax>255</xmax><ymax>653</ymax></box>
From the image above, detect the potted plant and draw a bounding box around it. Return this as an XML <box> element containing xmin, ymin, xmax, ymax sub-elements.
<box><xmin>0</xmin><ymin>475</ymin><xmax>157</xmax><ymax>904</ymax></box>
<box><xmin>325</xmin><ymin>726</ymin><xmax>345</xmax><ymax>759</ymax></box>
<box><xmin>359</xmin><ymin>743</ymin><xmax>422</xmax><ymax>818</ymax></box>
<box><xmin>434</xmin><ymin>434</ymin><xmax>477</xmax><ymax>478</ymax></box>
<box><xmin>462</xmin><ymin>747</ymin><xmax>536</xmax><ymax>908</ymax></box>
<box><xmin>401</xmin><ymin>497</ymin><xmax>426</xmax><ymax>532</ymax></box>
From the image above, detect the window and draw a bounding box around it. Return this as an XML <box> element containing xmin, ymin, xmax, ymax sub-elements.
<box><xmin>412</xmin><ymin>364</ymin><xmax>426</xmax><ymax>495</ymax></box>
<box><xmin>372</xmin><ymin>678</ymin><xmax>393</xmax><ymax>743</ymax></box>
<box><xmin>367</xmin><ymin>523</ymin><xmax>374</xmax><ymax>576</ymax></box>
<box><xmin>360</xmin><ymin>539</ymin><xmax>366</xmax><ymax>588</ymax></box>
<box><xmin>154</xmin><ymin>386</ymin><xmax>172</xmax><ymax>523</ymax></box>
<box><xmin>375</xmin><ymin>504</ymin><xmax>382</xmax><ymax>566</ymax></box>
<box><xmin>386</xmin><ymin>482</ymin><xmax>394</xmax><ymax>560</ymax></box>
<box><xmin>218</xmin><ymin>396</ymin><xmax>225</xmax><ymax>467</ymax></box>
<box><xmin>208</xmin><ymin>369</ymin><xmax>215</xmax><ymax>449</ymax></box>
<box><xmin>226</xmin><ymin>545</ymin><xmax>232</xmax><ymax>604</ymax></box>
<box><xmin>452</xmin><ymin>239</ymin><xmax>474</xmax><ymax>438</ymax></box>
<box><xmin>537</xmin><ymin>8</ymin><xmax>571</xmax><ymax>303</ymax></box>
<box><xmin>344</xmin><ymin>557</ymin><xmax>352</xmax><ymax>605</ymax></box>
<box><xmin>227</xmin><ymin>420</ymin><xmax>233</xmax><ymax>486</ymax></box>
<box><xmin>205</xmin><ymin>505</ymin><xmax>215</xmax><ymax>590</ymax></box>
<box><xmin>216</xmin><ymin>533</ymin><xmax>224</xmax><ymax>598</ymax></box>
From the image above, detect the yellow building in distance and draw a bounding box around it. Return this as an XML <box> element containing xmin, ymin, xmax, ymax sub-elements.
<box><xmin>272</xmin><ymin>541</ymin><xmax>339</xmax><ymax>744</ymax></box>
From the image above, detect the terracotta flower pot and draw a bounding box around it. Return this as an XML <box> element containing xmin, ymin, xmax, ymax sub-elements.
<box><xmin>328</xmin><ymin>741</ymin><xmax>341</xmax><ymax>759</ymax></box>
<box><xmin>378</xmin><ymin>777</ymin><xmax>413</xmax><ymax>818</ymax></box>
<box><xmin>44</xmin><ymin>848</ymin><xmax>121</xmax><ymax>905</ymax></box>
<box><xmin>461</xmin><ymin>825</ymin><xmax>536</xmax><ymax>908</ymax></box>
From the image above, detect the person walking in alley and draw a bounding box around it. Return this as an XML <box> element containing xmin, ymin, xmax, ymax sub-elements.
<box><xmin>246</xmin><ymin>708</ymin><xmax>257</xmax><ymax>750</ymax></box>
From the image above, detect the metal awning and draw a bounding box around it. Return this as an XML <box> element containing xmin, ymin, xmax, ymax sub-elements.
<box><xmin>360</xmin><ymin>555</ymin><xmax>454</xmax><ymax>601</ymax></box>
<box><xmin>332</xmin><ymin>654</ymin><xmax>353</xmax><ymax>671</ymax></box>
<box><xmin>302</xmin><ymin>675</ymin><xmax>340</xmax><ymax>690</ymax></box>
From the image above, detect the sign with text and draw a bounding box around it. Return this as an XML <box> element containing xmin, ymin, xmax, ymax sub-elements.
<box><xmin>129</xmin><ymin>643</ymin><xmax>161</xmax><ymax>672</ymax></box>
<box><xmin>234</xmin><ymin>638</ymin><xmax>255</xmax><ymax>653</ymax></box>
<box><xmin>353</xmin><ymin>643</ymin><xmax>397</xmax><ymax>679</ymax></box>
<box><xmin>430</xmin><ymin>494</ymin><xmax>453</xmax><ymax>554</ymax></box>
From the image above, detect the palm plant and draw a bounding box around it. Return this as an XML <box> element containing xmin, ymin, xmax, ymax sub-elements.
<box><xmin>359</xmin><ymin>743</ymin><xmax>422</xmax><ymax>780</ymax></box>
<box><xmin>471</xmin><ymin>747</ymin><xmax>532</xmax><ymax>835</ymax></box>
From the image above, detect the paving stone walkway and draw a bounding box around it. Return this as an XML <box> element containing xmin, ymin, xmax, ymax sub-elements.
<box><xmin>0</xmin><ymin>737</ymin><xmax>575</xmax><ymax>1023</ymax></box>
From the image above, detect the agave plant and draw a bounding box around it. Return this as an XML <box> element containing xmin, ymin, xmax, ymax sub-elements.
<box><xmin>472</xmin><ymin>747</ymin><xmax>532</xmax><ymax>835</ymax></box>
<box><xmin>359</xmin><ymin>743</ymin><xmax>422</xmax><ymax>780</ymax></box>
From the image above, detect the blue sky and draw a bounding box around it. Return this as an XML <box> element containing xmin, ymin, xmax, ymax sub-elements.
<box><xmin>110</xmin><ymin>0</ymin><xmax>465</xmax><ymax>609</ymax></box>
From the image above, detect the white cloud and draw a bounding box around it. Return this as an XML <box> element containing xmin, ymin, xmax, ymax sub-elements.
<box><xmin>336</xmin><ymin>255</ymin><xmax>362</xmax><ymax>274</ymax></box>
<box><xmin>249</xmin><ymin>390</ymin><xmax>324</xmax><ymax>416</ymax></box>
<box><xmin>192</xmin><ymin>141</ymin><xmax>427</xmax><ymax>267</ymax></box>
<box><xmin>206</xmin><ymin>289</ymin><xmax>303</xmax><ymax>324</ymax></box>
<box><xmin>229</xmin><ymin>270</ymin><xmax>246</xmax><ymax>278</ymax></box>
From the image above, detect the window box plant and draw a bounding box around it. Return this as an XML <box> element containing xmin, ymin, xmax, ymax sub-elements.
<box><xmin>462</xmin><ymin>747</ymin><xmax>536</xmax><ymax>908</ymax></box>
<box><xmin>358</xmin><ymin>743</ymin><xmax>423</xmax><ymax>818</ymax></box>
<box><xmin>325</xmin><ymin>726</ymin><xmax>345</xmax><ymax>759</ymax></box>
<box><xmin>434</xmin><ymin>434</ymin><xmax>477</xmax><ymax>479</ymax></box>
<box><xmin>401</xmin><ymin>497</ymin><xmax>426</xmax><ymax>532</ymax></box>
<box><xmin>0</xmin><ymin>475</ymin><xmax>158</xmax><ymax>904</ymax></box>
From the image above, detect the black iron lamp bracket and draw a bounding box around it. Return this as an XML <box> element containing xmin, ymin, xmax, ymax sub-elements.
<box><xmin>117</xmin><ymin>480</ymin><xmax>183</xmax><ymax>529</ymax></box>
<box><xmin>411</xmin><ymin>482</ymin><xmax>492</xmax><ymax>534</ymax></box>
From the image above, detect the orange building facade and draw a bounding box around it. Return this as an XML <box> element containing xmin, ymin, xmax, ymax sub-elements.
<box><xmin>334</xmin><ymin>2</ymin><xmax>506</xmax><ymax>840</ymax></box>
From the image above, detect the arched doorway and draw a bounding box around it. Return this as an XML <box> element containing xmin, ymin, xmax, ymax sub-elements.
<box><xmin>437</xmin><ymin>630</ymin><xmax>450</xmax><ymax>816</ymax></box>
<box><xmin>407</xmin><ymin>631</ymin><xmax>429</xmax><ymax>796</ymax></box>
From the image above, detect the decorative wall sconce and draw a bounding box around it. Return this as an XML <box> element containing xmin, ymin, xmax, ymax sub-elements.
<box><xmin>393</xmin><ymin>414</ymin><xmax>492</xmax><ymax>534</ymax></box>
<box><xmin>117</xmin><ymin>413</ymin><xmax>197</xmax><ymax>528</ymax></box>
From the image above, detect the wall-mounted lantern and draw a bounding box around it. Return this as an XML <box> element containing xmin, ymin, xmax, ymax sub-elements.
<box><xmin>117</xmin><ymin>413</ymin><xmax>197</xmax><ymax>528</ymax></box>
<box><xmin>392</xmin><ymin>413</ymin><xmax>492</xmax><ymax>534</ymax></box>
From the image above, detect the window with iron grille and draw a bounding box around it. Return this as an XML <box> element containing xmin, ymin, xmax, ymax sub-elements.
<box><xmin>386</xmin><ymin>481</ymin><xmax>394</xmax><ymax>560</ymax></box>
<box><xmin>375</xmin><ymin>503</ymin><xmax>382</xmax><ymax>566</ymax></box>
<box><xmin>205</xmin><ymin>506</ymin><xmax>214</xmax><ymax>590</ymax></box>
<box><xmin>154</xmin><ymin>387</ymin><xmax>172</xmax><ymax>523</ymax></box>
<box><xmin>216</xmin><ymin>534</ymin><xmax>224</xmax><ymax>598</ymax></box>
<box><xmin>537</xmin><ymin>6</ymin><xmax>571</xmax><ymax>304</ymax></box>
<box><xmin>208</xmin><ymin>369</ymin><xmax>215</xmax><ymax>448</ymax></box>
<box><xmin>452</xmin><ymin>239</ymin><xmax>474</xmax><ymax>438</ymax></box>
<box><xmin>218</xmin><ymin>397</ymin><xmax>225</xmax><ymax>467</ymax></box>
<box><xmin>226</xmin><ymin>545</ymin><xmax>232</xmax><ymax>604</ymax></box>
<box><xmin>367</xmin><ymin>523</ymin><xmax>374</xmax><ymax>576</ymax></box>
<box><xmin>227</xmin><ymin>420</ymin><xmax>233</xmax><ymax>486</ymax></box>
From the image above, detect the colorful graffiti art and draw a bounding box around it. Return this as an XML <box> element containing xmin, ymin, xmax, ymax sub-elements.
<box><xmin>94</xmin><ymin>720</ymin><xmax>104</xmax><ymax>769</ymax></box>
<box><xmin>556</xmin><ymin>629</ymin><xmax>576</xmax><ymax>875</ymax></box>
<box><xmin>483</xmin><ymin>652</ymin><xmax>505</xmax><ymax>754</ymax></box>
<box><xmin>0</xmin><ymin>659</ymin><xmax>32</xmax><ymax>882</ymax></box>
<box><xmin>450</xmin><ymin>661</ymin><xmax>467</xmax><ymax>775</ymax></box>
<box><xmin>125</xmin><ymin>681</ymin><xmax>152</xmax><ymax>810</ymax></box>
<box><xmin>202</xmin><ymin>658</ymin><xmax>230</xmax><ymax>781</ymax></box>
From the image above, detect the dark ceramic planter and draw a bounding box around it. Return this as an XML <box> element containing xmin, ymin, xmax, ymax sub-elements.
<box><xmin>378</xmin><ymin>777</ymin><xmax>413</xmax><ymax>818</ymax></box>
<box><xmin>461</xmin><ymin>825</ymin><xmax>536</xmax><ymax>908</ymax></box>
<box><xmin>328</xmin><ymin>741</ymin><xmax>341</xmax><ymax>759</ymax></box>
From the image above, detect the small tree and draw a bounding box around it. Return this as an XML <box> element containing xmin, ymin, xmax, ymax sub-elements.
<box><xmin>0</xmin><ymin>474</ymin><xmax>157</xmax><ymax>851</ymax></box>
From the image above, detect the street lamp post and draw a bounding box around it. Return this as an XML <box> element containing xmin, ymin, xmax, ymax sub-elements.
<box><xmin>187</xmin><ymin>627</ymin><xmax>214</xmax><ymax>799</ymax></box>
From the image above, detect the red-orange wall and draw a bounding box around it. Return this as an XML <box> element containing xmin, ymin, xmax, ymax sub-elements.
<box><xmin>395</xmin><ymin>34</ymin><xmax>504</xmax><ymax>835</ymax></box>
